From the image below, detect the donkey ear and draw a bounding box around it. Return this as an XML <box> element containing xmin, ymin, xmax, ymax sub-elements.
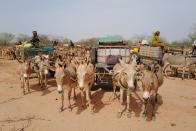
<box><xmin>147</xmin><ymin>65</ymin><xmax>152</xmax><ymax>71</ymax></box>
<box><xmin>63</xmin><ymin>63</ymin><xmax>67</xmax><ymax>68</ymax></box>
<box><xmin>86</xmin><ymin>57</ymin><xmax>90</xmax><ymax>65</ymax></box>
<box><xmin>119</xmin><ymin>58</ymin><xmax>124</xmax><ymax>64</ymax></box>
<box><xmin>58</xmin><ymin>63</ymin><xmax>63</xmax><ymax>67</ymax></box>
<box><xmin>153</xmin><ymin>64</ymin><xmax>160</xmax><ymax>73</ymax></box>
<box><xmin>87</xmin><ymin>60</ymin><xmax>90</xmax><ymax>65</ymax></box>
<box><xmin>135</xmin><ymin>71</ymin><xmax>144</xmax><ymax>80</ymax></box>
<box><xmin>58</xmin><ymin>55</ymin><xmax>63</xmax><ymax>61</ymax></box>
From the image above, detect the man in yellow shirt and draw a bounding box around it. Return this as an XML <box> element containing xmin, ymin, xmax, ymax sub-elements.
<box><xmin>151</xmin><ymin>31</ymin><xmax>169</xmax><ymax>51</ymax></box>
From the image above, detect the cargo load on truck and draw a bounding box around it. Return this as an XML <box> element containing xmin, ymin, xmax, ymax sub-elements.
<box><xmin>92</xmin><ymin>37</ymin><xmax>130</xmax><ymax>85</ymax></box>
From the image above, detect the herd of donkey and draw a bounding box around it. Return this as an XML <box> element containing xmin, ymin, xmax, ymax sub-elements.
<box><xmin>0</xmin><ymin>45</ymin><xmax>196</xmax><ymax>121</ymax></box>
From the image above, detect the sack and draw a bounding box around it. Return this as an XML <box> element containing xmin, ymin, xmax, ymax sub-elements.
<box><xmin>139</xmin><ymin>46</ymin><xmax>162</xmax><ymax>58</ymax></box>
<box><xmin>23</xmin><ymin>43</ymin><xmax>32</xmax><ymax>48</ymax></box>
<box><xmin>21</xmin><ymin>41</ymin><xmax>32</xmax><ymax>48</ymax></box>
<box><xmin>106</xmin><ymin>55</ymin><xmax>118</xmax><ymax>65</ymax></box>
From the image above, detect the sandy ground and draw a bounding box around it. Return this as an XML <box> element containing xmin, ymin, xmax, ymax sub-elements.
<box><xmin>0</xmin><ymin>59</ymin><xmax>196</xmax><ymax>131</ymax></box>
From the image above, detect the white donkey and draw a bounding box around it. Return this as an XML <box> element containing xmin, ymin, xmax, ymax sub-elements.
<box><xmin>76</xmin><ymin>60</ymin><xmax>95</xmax><ymax>113</ymax></box>
<box><xmin>112</xmin><ymin>56</ymin><xmax>140</xmax><ymax>118</ymax></box>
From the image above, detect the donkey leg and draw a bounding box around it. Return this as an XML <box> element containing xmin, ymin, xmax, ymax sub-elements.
<box><xmin>151</xmin><ymin>93</ymin><xmax>157</xmax><ymax>121</ymax></box>
<box><xmin>188</xmin><ymin>69</ymin><xmax>191</xmax><ymax>79</ymax></box>
<box><xmin>126</xmin><ymin>90</ymin><xmax>131</xmax><ymax>118</ymax></box>
<box><xmin>182</xmin><ymin>67</ymin><xmax>185</xmax><ymax>80</ymax></box>
<box><xmin>38</xmin><ymin>73</ymin><xmax>41</xmax><ymax>85</ymax></box>
<box><xmin>86</xmin><ymin>89</ymin><xmax>93</xmax><ymax>113</ymax></box>
<box><xmin>44</xmin><ymin>73</ymin><xmax>47</xmax><ymax>89</ymax></box>
<box><xmin>163</xmin><ymin>64</ymin><xmax>170</xmax><ymax>77</ymax></box>
<box><xmin>117</xmin><ymin>88</ymin><xmax>124</xmax><ymax>118</ymax></box>
<box><xmin>81</xmin><ymin>91</ymin><xmax>85</xmax><ymax>109</ymax></box>
<box><xmin>142</xmin><ymin>100</ymin><xmax>147</xmax><ymax>117</ymax></box>
<box><xmin>60</xmin><ymin>89</ymin><xmax>64</xmax><ymax>112</ymax></box>
<box><xmin>67</xmin><ymin>89</ymin><xmax>72</xmax><ymax>111</ymax></box>
<box><xmin>146</xmin><ymin>92</ymin><xmax>156</xmax><ymax>121</ymax></box>
<box><xmin>40</xmin><ymin>73</ymin><xmax>44</xmax><ymax>89</ymax></box>
<box><xmin>27</xmin><ymin>76</ymin><xmax>30</xmax><ymax>93</ymax></box>
<box><xmin>113</xmin><ymin>85</ymin><xmax>117</xmax><ymax>100</ymax></box>
<box><xmin>21</xmin><ymin>77</ymin><xmax>25</xmax><ymax>95</ymax></box>
<box><xmin>24</xmin><ymin>78</ymin><xmax>28</xmax><ymax>95</ymax></box>
<box><xmin>73</xmin><ymin>87</ymin><xmax>77</xmax><ymax>100</ymax></box>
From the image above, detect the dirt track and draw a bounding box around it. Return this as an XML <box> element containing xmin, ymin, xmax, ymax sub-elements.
<box><xmin>0</xmin><ymin>59</ymin><xmax>196</xmax><ymax>131</ymax></box>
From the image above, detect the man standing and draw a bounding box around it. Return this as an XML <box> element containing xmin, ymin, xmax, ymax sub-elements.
<box><xmin>30</xmin><ymin>31</ymin><xmax>40</xmax><ymax>48</ymax></box>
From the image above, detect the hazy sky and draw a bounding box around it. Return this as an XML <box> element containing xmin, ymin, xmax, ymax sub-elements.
<box><xmin>0</xmin><ymin>0</ymin><xmax>196</xmax><ymax>42</ymax></box>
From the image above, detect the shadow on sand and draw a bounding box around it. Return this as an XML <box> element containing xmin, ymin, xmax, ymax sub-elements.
<box><xmin>29</xmin><ymin>78</ymin><xmax>56</xmax><ymax>96</ymax></box>
<box><xmin>145</xmin><ymin>94</ymin><xmax>163</xmax><ymax>121</ymax></box>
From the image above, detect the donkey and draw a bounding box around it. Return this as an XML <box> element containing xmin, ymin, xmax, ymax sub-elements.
<box><xmin>163</xmin><ymin>53</ymin><xmax>196</xmax><ymax>79</ymax></box>
<box><xmin>19</xmin><ymin>59</ymin><xmax>32</xmax><ymax>95</ymax></box>
<box><xmin>55</xmin><ymin>58</ymin><xmax>77</xmax><ymax>111</ymax></box>
<box><xmin>32</xmin><ymin>55</ymin><xmax>49</xmax><ymax>88</ymax></box>
<box><xmin>76</xmin><ymin>61</ymin><xmax>95</xmax><ymax>113</ymax></box>
<box><xmin>112</xmin><ymin>56</ymin><xmax>140</xmax><ymax>118</ymax></box>
<box><xmin>140</xmin><ymin>64</ymin><xmax>164</xmax><ymax>121</ymax></box>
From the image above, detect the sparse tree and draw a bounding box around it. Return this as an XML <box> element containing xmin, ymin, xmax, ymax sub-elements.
<box><xmin>127</xmin><ymin>39</ymin><xmax>133</xmax><ymax>46</ymax></box>
<box><xmin>17</xmin><ymin>34</ymin><xmax>31</xmax><ymax>42</ymax></box>
<box><xmin>0</xmin><ymin>32</ymin><xmax>15</xmax><ymax>45</ymax></box>
<box><xmin>62</xmin><ymin>38</ymin><xmax>70</xmax><ymax>45</ymax></box>
<box><xmin>39</xmin><ymin>34</ymin><xmax>51</xmax><ymax>45</ymax></box>
<box><xmin>188</xmin><ymin>24</ymin><xmax>196</xmax><ymax>43</ymax></box>
<box><xmin>131</xmin><ymin>34</ymin><xmax>151</xmax><ymax>45</ymax></box>
<box><xmin>77</xmin><ymin>38</ymin><xmax>98</xmax><ymax>47</ymax></box>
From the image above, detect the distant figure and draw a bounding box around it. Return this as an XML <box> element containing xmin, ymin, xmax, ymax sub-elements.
<box><xmin>132</xmin><ymin>40</ymin><xmax>141</xmax><ymax>54</ymax></box>
<box><xmin>53</xmin><ymin>41</ymin><xmax>58</xmax><ymax>47</ymax></box>
<box><xmin>69</xmin><ymin>40</ymin><xmax>74</xmax><ymax>48</ymax></box>
<box><xmin>192</xmin><ymin>40</ymin><xmax>196</xmax><ymax>56</ymax></box>
<box><xmin>136</xmin><ymin>40</ymin><xmax>142</xmax><ymax>49</ymax></box>
<box><xmin>30</xmin><ymin>31</ymin><xmax>40</xmax><ymax>48</ymax></box>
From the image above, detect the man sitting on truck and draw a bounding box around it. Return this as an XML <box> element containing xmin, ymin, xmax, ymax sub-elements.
<box><xmin>30</xmin><ymin>31</ymin><xmax>40</xmax><ymax>48</ymax></box>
